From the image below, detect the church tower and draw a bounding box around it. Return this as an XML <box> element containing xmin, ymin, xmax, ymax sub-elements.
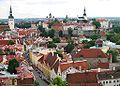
<box><xmin>8</xmin><ymin>6</ymin><xmax>14</xmax><ymax>30</ymax></box>
<box><xmin>83</xmin><ymin>7</ymin><xmax>87</xmax><ymax>20</ymax></box>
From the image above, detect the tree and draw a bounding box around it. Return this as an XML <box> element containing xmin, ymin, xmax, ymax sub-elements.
<box><xmin>107</xmin><ymin>49</ymin><xmax>119</xmax><ymax>63</ymax></box>
<box><xmin>89</xmin><ymin>34</ymin><xmax>100</xmax><ymax>40</ymax></box>
<box><xmin>8</xmin><ymin>40</ymin><xmax>15</xmax><ymax>45</ymax></box>
<box><xmin>34</xmin><ymin>80</ymin><xmax>40</xmax><ymax>86</ymax></box>
<box><xmin>59</xmin><ymin>30</ymin><xmax>63</xmax><ymax>37</ymax></box>
<box><xmin>38</xmin><ymin>25</ymin><xmax>45</xmax><ymax>32</ymax></box>
<box><xmin>106</xmin><ymin>33</ymin><xmax>114</xmax><ymax>41</ymax></box>
<box><xmin>82</xmin><ymin>40</ymin><xmax>88</xmax><ymax>44</ymax></box>
<box><xmin>53</xmin><ymin>37</ymin><xmax>60</xmax><ymax>43</ymax></box>
<box><xmin>7</xmin><ymin>58</ymin><xmax>19</xmax><ymax>74</ymax></box>
<box><xmin>50</xmin><ymin>76</ymin><xmax>66</xmax><ymax>86</ymax></box>
<box><xmin>48</xmin><ymin>29</ymin><xmax>55</xmax><ymax>38</ymax></box>
<box><xmin>15</xmin><ymin>22</ymin><xmax>31</xmax><ymax>28</ymax></box>
<box><xmin>116</xmin><ymin>40</ymin><xmax>120</xmax><ymax>45</ymax></box>
<box><xmin>83</xmin><ymin>40</ymin><xmax>95</xmax><ymax>49</ymax></box>
<box><xmin>48</xmin><ymin>42</ymin><xmax>57</xmax><ymax>48</ymax></box>
<box><xmin>64</xmin><ymin>43</ymin><xmax>74</xmax><ymax>53</ymax></box>
<box><xmin>40</xmin><ymin>31</ymin><xmax>48</xmax><ymax>37</ymax></box>
<box><xmin>92</xmin><ymin>21</ymin><xmax>101</xmax><ymax>29</ymax></box>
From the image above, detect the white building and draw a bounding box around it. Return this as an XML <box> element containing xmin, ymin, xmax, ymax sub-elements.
<box><xmin>96</xmin><ymin>19</ymin><xmax>112</xmax><ymax>29</ymax></box>
<box><xmin>98</xmin><ymin>72</ymin><xmax>120</xmax><ymax>86</ymax></box>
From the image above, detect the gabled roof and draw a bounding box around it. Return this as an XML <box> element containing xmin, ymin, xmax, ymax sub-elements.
<box><xmin>60</xmin><ymin>60</ymin><xmax>88</xmax><ymax>72</ymax></box>
<box><xmin>74</xmin><ymin>49</ymin><xmax>108</xmax><ymax>58</ymax></box>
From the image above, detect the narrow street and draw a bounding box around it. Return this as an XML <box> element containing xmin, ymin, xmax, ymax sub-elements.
<box><xmin>32</xmin><ymin>68</ymin><xmax>48</xmax><ymax>86</ymax></box>
<box><xmin>24</xmin><ymin>52</ymin><xmax>49</xmax><ymax>86</ymax></box>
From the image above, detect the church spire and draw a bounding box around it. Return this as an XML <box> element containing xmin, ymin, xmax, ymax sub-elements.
<box><xmin>8</xmin><ymin>5</ymin><xmax>14</xmax><ymax>18</ymax></box>
<box><xmin>83</xmin><ymin>7</ymin><xmax>86</xmax><ymax>16</ymax></box>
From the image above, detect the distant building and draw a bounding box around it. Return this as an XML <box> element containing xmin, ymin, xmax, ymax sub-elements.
<box><xmin>8</xmin><ymin>6</ymin><xmax>14</xmax><ymax>30</ymax></box>
<box><xmin>74</xmin><ymin>49</ymin><xmax>111</xmax><ymax>68</ymax></box>
<box><xmin>77</xmin><ymin>7</ymin><xmax>88</xmax><ymax>23</ymax></box>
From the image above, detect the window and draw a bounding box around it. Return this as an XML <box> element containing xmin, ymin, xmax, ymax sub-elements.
<box><xmin>114</xmin><ymin>80</ymin><xmax>116</xmax><ymax>83</ymax></box>
<box><xmin>117</xmin><ymin>80</ymin><xmax>119</xmax><ymax>82</ymax></box>
<box><xmin>109</xmin><ymin>81</ymin><xmax>111</xmax><ymax>83</ymax></box>
<box><xmin>103</xmin><ymin>81</ymin><xmax>105</xmax><ymax>84</ymax></box>
<box><xmin>106</xmin><ymin>81</ymin><xmax>108</xmax><ymax>84</ymax></box>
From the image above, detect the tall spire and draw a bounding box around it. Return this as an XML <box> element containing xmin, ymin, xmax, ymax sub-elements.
<box><xmin>83</xmin><ymin>7</ymin><xmax>86</xmax><ymax>16</ymax></box>
<box><xmin>8</xmin><ymin>5</ymin><xmax>14</xmax><ymax>18</ymax></box>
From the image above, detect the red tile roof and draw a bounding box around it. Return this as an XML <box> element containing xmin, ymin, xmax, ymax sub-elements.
<box><xmin>74</xmin><ymin>49</ymin><xmax>108</xmax><ymax>58</ymax></box>
<box><xmin>51</xmin><ymin>23</ymin><xmax>64</xmax><ymax>31</ymax></box>
<box><xmin>60</xmin><ymin>60</ymin><xmax>89</xmax><ymax>72</ymax></box>
<box><xmin>100</xmin><ymin>31</ymin><xmax>106</xmax><ymax>37</ymax></box>
<box><xmin>0</xmin><ymin>56</ymin><xmax>3</xmax><ymax>62</ymax></box>
<box><xmin>0</xmin><ymin>25</ymin><xmax>9</xmax><ymax>29</ymax></box>
<box><xmin>96</xmin><ymin>19</ymin><xmax>108</xmax><ymax>22</ymax></box>
<box><xmin>97</xmin><ymin>62</ymin><xmax>109</xmax><ymax>69</ymax></box>
<box><xmin>0</xmin><ymin>39</ymin><xmax>15</xmax><ymax>45</ymax></box>
<box><xmin>67</xmin><ymin>72</ymin><xmax>100</xmax><ymax>86</ymax></box>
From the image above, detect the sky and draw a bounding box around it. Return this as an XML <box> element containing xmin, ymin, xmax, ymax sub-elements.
<box><xmin>0</xmin><ymin>0</ymin><xmax>120</xmax><ymax>18</ymax></box>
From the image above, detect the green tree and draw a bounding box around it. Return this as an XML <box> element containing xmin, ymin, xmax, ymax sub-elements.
<box><xmin>116</xmin><ymin>40</ymin><xmax>120</xmax><ymax>45</ymax></box>
<box><xmin>34</xmin><ymin>80</ymin><xmax>40</xmax><ymax>86</ymax></box>
<box><xmin>40</xmin><ymin>31</ymin><xmax>48</xmax><ymax>37</ymax></box>
<box><xmin>107</xmin><ymin>49</ymin><xmax>119</xmax><ymax>63</ymax></box>
<box><xmin>38</xmin><ymin>25</ymin><xmax>45</xmax><ymax>32</ymax></box>
<box><xmin>89</xmin><ymin>34</ymin><xmax>100</xmax><ymax>40</ymax></box>
<box><xmin>48</xmin><ymin>29</ymin><xmax>55</xmax><ymax>38</ymax></box>
<box><xmin>8</xmin><ymin>40</ymin><xmax>15</xmax><ymax>45</ymax></box>
<box><xmin>110</xmin><ymin>34</ymin><xmax>120</xmax><ymax>43</ymax></box>
<box><xmin>50</xmin><ymin>76</ymin><xmax>66</xmax><ymax>86</ymax></box>
<box><xmin>92</xmin><ymin>21</ymin><xmax>101</xmax><ymax>29</ymax></box>
<box><xmin>83</xmin><ymin>40</ymin><xmax>95</xmax><ymax>49</ymax></box>
<box><xmin>82</xmin><ymin>40</ymin><xmax>88</xmax><ymax>44</ymax></box>
<box><xmin>15</xmin><ymin>22</ymin><xmax>31</xmax><ymax>28</ymax></box>
<box><xmin>7</xmin><ymin>59</ymin><xmax>19</xmax><ymax>74</ymax></box>
<box><xmin>59</xmin><ymin>30</ymin><xmax>63</xmax><ymax>37</ymax></box>
<box><xmin>64</xmin><ymin>43</ymin><xmax>74</xmax><ymax>53</ymax></box>
<box><xmin>53</xmin><ymin>37</ymin><xmax>60</xmax><ymax>43</ymax></box>
<box><xmin>48</xmin><ymin>42</ymin><xmax>57</xmax><ymax>48</ymax></box>
<box><xmin>106</xmin><ymin>33</ymin><xmax>114</xmax><ymax>41</ymax></box>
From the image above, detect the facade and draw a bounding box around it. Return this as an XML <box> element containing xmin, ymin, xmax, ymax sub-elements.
<box><xmin>96</xmin><ymin>19</ymin><xmax>112</xmax><ymax>29</ymax></box>
<box><xmin>8</xmin><ymin>6</ymin><xmax>14</xmax><ymax>30</ymax></box>
<box><xmin>98</xmin><ymin>72</ymin><xmax>120</xmax><ymax>86</ymax></box>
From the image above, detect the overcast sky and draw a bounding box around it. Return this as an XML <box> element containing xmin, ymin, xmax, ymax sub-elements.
<box><xmin>0</xmin><ymin>0</ymin><xmax>119</xmax><ymax>18</ymax></box>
